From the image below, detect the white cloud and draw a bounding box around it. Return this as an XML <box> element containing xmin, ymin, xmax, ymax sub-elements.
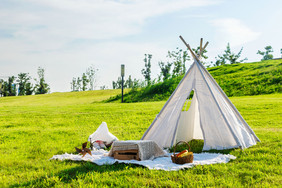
<box><xmin>1</xmin><ymin>0</ymin><xmax>220</xmax><ymax>41</ymax></box>
<box><xmin>0</xmin><ymin>0</ymin><xmax>221</xmax><ymax>91</ymax></box>
<box><xmin>211</xmin><ymin>18</ymin><xmax>261</xmax><ymax>47</ymax></box>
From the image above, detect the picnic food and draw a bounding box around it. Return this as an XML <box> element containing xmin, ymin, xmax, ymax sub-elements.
<box><xmin>176</xmin><ymin>149</ymin><xmax>188</xmax><ymax>157</ymax></box>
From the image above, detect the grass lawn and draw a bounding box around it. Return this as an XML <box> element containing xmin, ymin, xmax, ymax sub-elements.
<box><xmin>0</xmin><ymin>90</ymin><xmax>281</xmax><ymax>187</ymax></box>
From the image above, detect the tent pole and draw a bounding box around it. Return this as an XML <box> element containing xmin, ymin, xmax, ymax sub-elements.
<box><xmin>199</xmin><ymin>38</ymin><xmax>203</xmax><ymax>57</ymax></box>
<box><xmin>179</xmin><ymin>36</ymin><xmax>200</xmax><ymax>62</ymax></box>
<box><xmin>200</xmin><ymin>41</ymin><xmax>209</xmax><ymax>58</ymax></box>
<box><xmin>202</xmin><ymin>42</ymin><xmax>209</xmax><ymax>52</ymax></box>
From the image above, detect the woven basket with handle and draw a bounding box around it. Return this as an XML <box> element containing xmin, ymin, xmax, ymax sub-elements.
<box><xmin>171</xmin><ymin>141</ymin><xmax>193</xmax><ymax>164</ymax></box>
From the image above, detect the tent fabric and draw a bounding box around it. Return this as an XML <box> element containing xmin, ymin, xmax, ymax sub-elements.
<box><xmin>141</xmin><ymin>55</ymin><xmax>260</xmax><ymax>150</ymax></box>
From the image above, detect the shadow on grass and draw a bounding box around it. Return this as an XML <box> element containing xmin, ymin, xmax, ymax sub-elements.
<box><xmin>11</xmin><ymin>160</ymin><xmax>145</xmax><ymax>187</ymax></box>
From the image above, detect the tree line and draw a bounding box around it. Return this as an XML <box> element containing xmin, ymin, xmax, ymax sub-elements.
<box><xmin>112</xmin><ymin>44</ymin><xmax>282</xmax><ymax>90</ymax></box>
<box><xmin>0</xmin><ymin>67</ymin><xmax>50</xmax><ymax>97</ymax></box>
<box><xmin>70</xmin><ymin>65</ymin><xmax>98</xmax><ymax>92</ymax></box>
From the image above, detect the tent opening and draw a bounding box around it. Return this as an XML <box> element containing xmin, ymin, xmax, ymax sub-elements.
<box><xmin>175</xmin><ymin>90</ymin><xmax>204</xmax><ymax>144</ymax></box>
<box><xmin>182</xmin><ymin>90</ymin><xmax>194</xmax><ymax>111</ymax></box>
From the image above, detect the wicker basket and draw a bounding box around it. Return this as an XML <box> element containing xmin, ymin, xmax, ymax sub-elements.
<box><xmin>171</xmin><ymin>141</ymin><xmax>193</xmax><ymax>164</ymax></box>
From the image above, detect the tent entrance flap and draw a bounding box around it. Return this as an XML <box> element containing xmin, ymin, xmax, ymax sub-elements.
<box><xmin>175</xmin><ymin>91</ymin><xmax>203</xmax><ymax>143</ymax></box>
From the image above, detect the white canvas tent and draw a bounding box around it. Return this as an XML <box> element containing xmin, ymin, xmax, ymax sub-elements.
<box><xmin>141</xmin><ymin>37</ymin><xmax>260</xmax><ymax>150</ymax></box>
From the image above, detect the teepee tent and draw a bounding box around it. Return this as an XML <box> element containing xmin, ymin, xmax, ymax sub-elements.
<box><xmin>141</xmin><ymin>36</ymin><xmax>260</xmax><ymax>150</ymax></box>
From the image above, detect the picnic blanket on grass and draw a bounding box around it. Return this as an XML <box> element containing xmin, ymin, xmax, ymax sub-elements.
<box><xmin>50</xmin><ymin>150</ymin><xmax>236</xmax><ymax>171</ymax></box>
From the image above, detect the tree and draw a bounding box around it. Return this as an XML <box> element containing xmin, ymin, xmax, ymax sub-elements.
<box><xmin>71</xmin><ymin>77</ymin><xmax>77</xmax><ymax>91</ymax></box>
<box><xmin>257</xmin><ymin>46</ymin><xmax>273</xmax><ymax>60</ymax></box>
<box><xmin>86</xmin><ymin>65</ymin><xmax>98</xmax><ymax>90</ymax></box>
<box><xmin>25</xmin><ymin>82</ymin><xmax>34</xmax><ymax>95</ymax></box>
<box><xmin>35</xmin><ymin>67</ymin><xmax>50</xmax><ymax>94</ymax></box>
<box><xmin>116</xmin><ymin>77</ymin><xmax>122</xmax><ymax>89</ymax></box>
<box><xmin>112</xmin><ymin>77</ymin><xmax>122</xmax><ymax>89</ymax></box>
<box><xmin>141</xmin><ymin>54</ymin><xmax>152</xmax><ymax>86</ymax></box>
<box><xmin>0</xmin><ymin>76</ymin><xmax>17</xmax><ymax>97</ymax></box>
<box><xmin>125</xmin><ymin>75</ymin><xmax>133</xmax><ymax>88</ymax></box>
<box><xmin>112</xmin><ymin>81</ymin><xmax>117</xmax><ymax>89</ymax></box>
<box><xmin>81</xmin><ymin>73</ymin><xmax>89</xmax><ymax>91</ymax></box>
<box><xmin>131</xmin><ymin>78</ymin><xmax>144</xmax><ymax>90</ymax></box>
<box><xmin>192</xmin><ymin>47</ymin><xmax>208</xmax><ymax>59</ymax></box>
<box><xmin>2</xmin><ymin>81</ymin><xmax>9</xmax><ymax>97</ymax></box>
<box><xmin>0</xmin><ymin>79</ymin><xmax>4</xmax><ymax>97</ymax></box>
<box><xmin>17</xmin><ymin>73</ymin><xmax>31</xmax><ymax>96</ymax></box>
<box><xmin>167</xmin><ymin>48</ymin><xmax>190</xmax><ymax>76</ymax></box>
<box><xmin>158</xmin><ymin>61</ymin><xmax>172</xmax><ymax>81</ymax></box>
<box><xmin>6</xmin><ymin>76</ymin><xmax>17</xmax><ymax>96</ymax></box>
<box><xmin>214</xmin><ymin>55</ymin><xmax>227</xmax><ymax>66</ymax></box>
<box><xmin>76</xmin><ymin>77</ymin><xmax>82</xmax><ymax>91</ymax></box>
<box><xmin>112</xmin><ymin>75</ymin><xmax>143</xmax><ymax>90</ymax></box>
<box><xmin>214</xmin><ymin>43</ymin><xmax>247</xmax><ymax>66</ymax></box>
<box><xmin>280</xmin><ymin>48</ymin><xmax>282</xmax><ymax>57</ymax></box>
<box><xmin>100</xmin><ymin>85</ymin><xmax>107</xmax><ymax>90</ymax></box>
<box><xmin>70</xmin><ymin>65</ymin><xmax>98</xmax><ymax>91</ymax></box>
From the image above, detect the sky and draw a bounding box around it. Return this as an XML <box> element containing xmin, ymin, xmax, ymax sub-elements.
<box><xmin>0</xmin><ymin>0</ymin><xmax>281</xmax><ymax>92</ymax></box>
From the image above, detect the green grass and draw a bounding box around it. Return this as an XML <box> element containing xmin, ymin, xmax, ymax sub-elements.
<box><xmin>107</xmin><ymin>59</ymin><xmax>282</xmax><ymax>103</ymax></box>
<box><xmin>0</xmin><ymin>91</ymin><xmax>281</xmax><ymax>187</ymax></box>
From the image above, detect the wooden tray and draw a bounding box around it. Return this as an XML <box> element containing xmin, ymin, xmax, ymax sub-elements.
<box><xmin>113</xmin><ymin>149</ymin><xmax>140</xmax><ymax>161</ymax></box>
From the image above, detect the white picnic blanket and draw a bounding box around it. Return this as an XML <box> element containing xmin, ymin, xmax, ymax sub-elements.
<box><xmin>50</xmin><ymin>150</ymin><xmax>236</xmax><ymax>171</ymax></box>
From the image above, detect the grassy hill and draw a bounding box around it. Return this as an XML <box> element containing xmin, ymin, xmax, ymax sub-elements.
<box><xmin>0</xmin><ymin>89</ymin><xmax>123</xmax><ymax>106</ymax></box>
<box><xmin>0</xmin><ymin>90</ymin><xmax>281</xmax><ymax>187</ymax></box>
<box><xmin>107</xmin><ymin>59</ymin><xmax>282</xmax><ymax>103</ymax></box>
